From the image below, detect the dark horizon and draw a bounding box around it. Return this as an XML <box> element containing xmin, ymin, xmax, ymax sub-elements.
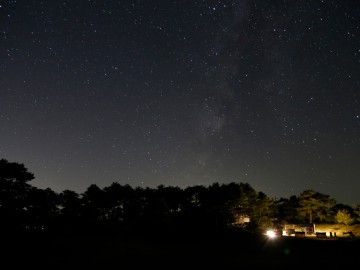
<box><xmin>1</xmin><ymin>158</ymin><xmax>360</xmax><ymax>270</ymax></box>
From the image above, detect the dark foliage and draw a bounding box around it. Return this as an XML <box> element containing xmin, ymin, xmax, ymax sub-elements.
<box><xmin>1</xmin><ymin>159</ymin><xmax>359</xmax><ymax>238</ymax></box>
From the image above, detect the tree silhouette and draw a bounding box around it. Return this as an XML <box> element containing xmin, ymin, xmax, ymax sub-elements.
<box><xmin>276</xmin><ymin>195</ymin><xmax>300</xmax><ymax>224</ymax></box>
<box><xmin>81</xmin><ymin>184</ymin><xmax>107</xmax><ymax>231</ymax></box>
<box><xmin>252</xmin><ymin>191</ymin><xmax>277</xmax><ymax>228</ymax></box>
<box><xmin>58</xmin><ymin>189</ymin><xmax>83</xmax><ymax>233</ymax></box>
<box><xmin>354</xmin><ymin>204</ymin><xmax>360</xmax><ymax>223</ymax></box>
<box><xmin>297</xmin><ymin>190</ymin><xmax>336</xmax><ymax>223</ymax></box>
<box><xmin>181</xmin><ymin>185</ymin><xmax>208</xmax><ymax>230</ymax></box>
<box><xmin>0</xmin><ymin>159</ymin><xmax>35</xmax><ymax>231</ymax></box>
<box><xmin>2</xmin><ymin>158</ymin><xmax>358</xmax><ymax>238</ymax></box>
<box><xmin>25</xmin><ymin>187</ymin><xmax>59</xmax><ymax>231</ymax></box>
<box><xmin>102</xmin><ymin>182</ymin><xmax>128</xmax><ymax>224</ymax></box>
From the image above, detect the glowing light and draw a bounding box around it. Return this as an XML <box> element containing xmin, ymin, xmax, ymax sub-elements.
<box><xmin>266</xmin><ymin>230</ymin><xmax>276</xmax><ymax>238</ymax></box>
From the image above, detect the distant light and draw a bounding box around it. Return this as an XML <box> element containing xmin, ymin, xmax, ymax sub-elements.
<box><xmin>267</xmin><ymin>230</ymin><xmax>276</xmax><ymax>238</ymax></box>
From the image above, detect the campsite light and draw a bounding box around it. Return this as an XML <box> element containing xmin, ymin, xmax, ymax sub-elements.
<box><xmin>266</xmin><ymin>230</ymin><xmax>276</xmax><ymax>238</ymax></box>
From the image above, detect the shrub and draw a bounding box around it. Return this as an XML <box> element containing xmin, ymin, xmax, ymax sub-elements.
<box><xmin>336</xmin><ymin>209</ymin><xmax>354</xmax><ymax>225</ymax></box>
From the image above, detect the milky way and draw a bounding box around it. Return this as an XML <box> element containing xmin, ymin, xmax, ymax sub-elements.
<box><xmin>1</xmin><ymin>0</ymin><xmax>359</xmax><ymax>205</ymax></box>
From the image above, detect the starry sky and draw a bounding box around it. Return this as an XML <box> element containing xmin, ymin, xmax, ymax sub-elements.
<box><xmin>1</xmin><ymin>0</ymin><xmax>359</xmax><ymax>205</ymax></box>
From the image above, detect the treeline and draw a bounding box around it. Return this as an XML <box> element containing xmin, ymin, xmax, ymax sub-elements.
<box><xmin>1</xmin><ymin>159</ymin><xmax>359</xmax><ymax>235</ymax></box>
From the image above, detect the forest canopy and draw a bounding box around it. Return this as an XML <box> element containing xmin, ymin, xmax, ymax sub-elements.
<box><xmin>1</xmin><ymin>159</ymin><xmax>359</xmax><ymax>234</ymax></box>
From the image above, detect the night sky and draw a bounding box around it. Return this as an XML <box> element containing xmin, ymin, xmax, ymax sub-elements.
<box><xmin>1</xmin><ymin>0</ymin><xmax>359</xmax><ymax>205</ymax></box>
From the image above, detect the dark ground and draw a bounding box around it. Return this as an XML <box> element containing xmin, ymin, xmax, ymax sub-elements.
<box><xmin>1</xmin><ymin>229</ymin><xmax>359</xmax><ymax>270</ymax></box>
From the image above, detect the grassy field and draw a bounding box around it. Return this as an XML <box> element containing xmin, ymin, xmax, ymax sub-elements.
<box><xmin>314</xmin><ymin>223</ymin><xmax>360</xmax><ymax>238</ymax></box>
<box><xmin>2</xmin><ymin>228</ymin><xmax>359</xmax><ymax>270</ymax></box>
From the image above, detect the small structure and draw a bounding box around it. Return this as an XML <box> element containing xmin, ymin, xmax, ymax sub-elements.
<box><xmin>295</xmin><ymin>231</ymin><xmax>305</xmax><ymax>238</ymax></box>
<box><xmin>230</xmin><ymin>212</ymin><xmax>251</xmax><ymax>229</ymax></box>
<box><xmin>316</xmin><ymin>232</ymin><xmax>327</xmax><ymax>239</ymax></box>
<box><xmin>299</xmin><ymin>223</ymin><xmax>316</xmax><ymax>235</ymax></box>
<box><xmin>283</xmin><ymin>223</ymin><xmax>316</xmax><ymax>236</ymax></box>
<box><xmin>284</xmin><ymin>224</ymin><xmax>296</xmax><ymax>236</ymax></box>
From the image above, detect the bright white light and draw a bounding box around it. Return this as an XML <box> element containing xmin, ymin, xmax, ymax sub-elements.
<box><xmin>266</xmin><ymin>230</ymin><xmax>276</xmax><ymax>238</ymax></box>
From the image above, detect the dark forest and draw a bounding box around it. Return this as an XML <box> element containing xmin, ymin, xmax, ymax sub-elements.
<box><xmin>1</xmin><ymin>158</ymin><xmax>359</xmax><ymax>236</ymax></box>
